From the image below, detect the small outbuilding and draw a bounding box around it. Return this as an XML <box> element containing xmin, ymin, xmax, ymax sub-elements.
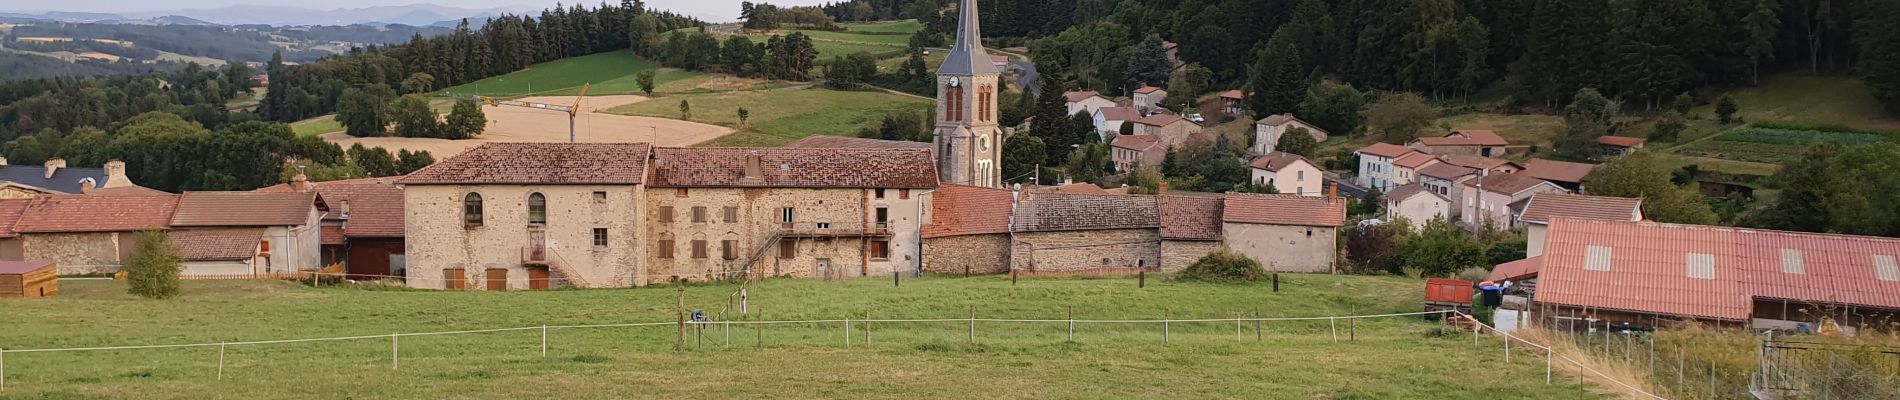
<box><xmin>0</xmin><ymin>260</ymin><xmax>57</xmax><ymax>298</ymax></box>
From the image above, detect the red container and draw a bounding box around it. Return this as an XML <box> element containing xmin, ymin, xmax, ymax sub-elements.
<box><xmin>1425</xmin><ymin>278</ymin><xmax>1474</xmax><ymax>305</ymax></box>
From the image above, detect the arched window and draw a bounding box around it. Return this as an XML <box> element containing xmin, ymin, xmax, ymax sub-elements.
<box><xmin>527</xmin><ymin>193</ymin><xmax>546</xmax><ymax>225</ymax></box>
<box><xmin>463</xmin><ymin>193</ymin><xmax>484</xmax><ymax>227</ymax></box>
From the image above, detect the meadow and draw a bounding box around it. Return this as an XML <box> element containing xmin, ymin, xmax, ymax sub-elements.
<box><xmin>605</xmin><ymin>85</ymin><xmax>932</xmax><ymax>147</ymax></box>
<box><xmin>439</xmin><ymin>51</ymin><xmax>703</xmax><ymax>98</ymax></box>
<box><xmin>0</xmin><ymin>275</ymin><xmax>1611</xmax><ymax>399</ymax></box>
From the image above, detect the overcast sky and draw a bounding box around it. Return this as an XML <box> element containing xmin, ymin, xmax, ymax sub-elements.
<box><xmin>3</xmin><ymin>0</ymin><xmax>836</xmax><ymax>22</ymax></box>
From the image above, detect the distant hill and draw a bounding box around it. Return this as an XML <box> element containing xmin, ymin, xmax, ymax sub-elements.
<box><xmin>0</xmin><ymin>4</ymin><xmax>533</xmax><ymax>27</ymax></box>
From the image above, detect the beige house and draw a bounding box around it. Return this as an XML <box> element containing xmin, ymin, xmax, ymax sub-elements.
<box><xmin>1064</xmin><ymin>91</ymin><xmax>1117</xmax><ymax>116</ymax></box>
<box><xmin>1516</xmin><ymin>193</ymin><xmax>1641</xmax><ymax>257</ymax></box>
<box><xmin>1112</xmin><ymin>134</ymin><xmax>1166</xmax><ymax>173</ymax></box>
<box><xmin>1093</xmin><ymin>107</ymin><xmax>1142</xmax><ymax>134</ymax></box>
<box><xmin>399</xmin><ymin>143</ymin><xmax>938</xmax><ymax>290</ymax></box>
<box><xmin>1221</xmin><ymin>193</ymin><xmax>1346</xmax><ymax>273</ymax></box>
<box><xmin>1390</xmin><ymin>152</ymin><xmax>1441</xmax><ymax>187</ymax></box>
<box><xmin>1134</xmin><ymin>114</ymin><xmax>1201</xmax><ymax>147</ymax></box>
<box><xmin>1133</xmin><ymin>86</ymin><xmax>1168</xmax><ymax>112</ymax></box>
<box><xmin>168</xmin><ymin>191</ymin><xmax>328</xmax><ymax>276</ymax></box>
<box><xmin>1459</xmin><ymin>173</ymin><xmax>1566</xmax><ymax>228</ymax></box>
<box><xmin>1415</xmin><ymin>163</ymin><xmax>1478</xmax><ymax>220</ymax></box>
<box><xmin>1248</xmin><ymin>152</ymin><xmax>1322</xmax><ymax>196</ymax></box>
<box><xmin>1440</xmin><ymin>155</ymin><xmax>1523</xmax><ymax>175</ymax></box>
<box><xmin>1253</xmin><ymin>114</ymin><xmax>1330</xmax><ymax>155</ymax></box>
<box><xmin>1408</xmin><ymin>130</ymin><xmax>1509</xmax><ymax>157</ymax></box>
<box><xmin>1385</xmin><ymin>184</ymin><xmax>1451</xmax><ymax>229</ymax></box>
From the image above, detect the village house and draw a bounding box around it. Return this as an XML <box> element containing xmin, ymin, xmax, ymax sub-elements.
<box><xmin>919</xmin><ymin>184</ymin><xmax>1014</xmax><ymax>275</ymax></box>
<box><xmin>1389</xmin><ymin>152</ymin><xmax>1441</xmax><ymax>187</ymax></box>
<box><xmin>1222</xmin><ymin>193</ymin><xmax>1346</xmax><ymax>273</ymax></box>
<box><xmin>1515</xmin><ymin>192</ymin><xmax>1642</xmax><ymax>257</ymax></box>
<box><xmin>1064</xmin><ymin>91</ymin><xmax>1117</xmax><ymax>117</ymax></box>
<box><xmin>1219</xmin><ymin>90</ymin><xmax>1246</xmax><ymax>115</ymax></box>
<box><xmin>1112</xmin><ymin>134</ymin><xmax>1166</xmax><ymax>173</ymax></box>
<box><xmin>398</xmin><ymin>143</ymin><xmax>937</xmax><ymax>290</ymax></box>
<box><xmin>1529</xmin><ymin>218</ymin><xmax>1900</xmax><ymax>330</ymax></box>
<box><xmin>1459</xmin><ymin>172</ymin><xmax>1566</xmax><ymax>228</ymax></box>
<box><xmin>1408</xmin><ymin>130</ymin><xmax>1509</xmax><ymax>157</ymax></box>
<box><xmin>1354</xmin><ymin>142</ymin><xmax>1413</xmax><ymax>192</ymax></box>
<box><xmin>168</xmin><ymin>191</ymin><xmax>327</xmax><ymax>276</ymax></box>
<box><xmin>1252</xmin><ymin>114</ymin><xmax>1330</xmax><ymax>155</ymax></box>
<box><xmin>13</xmin><ymin>194</ymin><xmax>179</xmax><ymax>274</ymax></box>
<box><xmin>1157</xmin><ymin>195</ymin><xmax>1224</xmax><ymax>270</ymax></box>
<box><xmin>0</xmin><ymin>159</ymin><xmax>139</xmax><ymax>198</ymax></box>
<box><xmin>1597</xmin><ymin>136</ymin><xmax>1645</xmax><ymax>156</ymax></box>
<box><xmin>1248</xmin><ymin>152</ymin><xmax>1322</xmax><ymax>196</ymax></box>
<box><xmin>1416</xmin><ymin>163</ymin><xmax>1477</xmax><ymax>198</ymax></box>
<box><xmin>1520</xmin><ymin>159</ymin><xmax>1598</xmax><ymax>191</ymax></box>
<box><xmin>1092</xmin><ymin>106</ymin><xmax>1141</xmax><ymax>134</ymax></box>
<box><xmin>1439</xmin><ymin>154</ymin><xmax>1523</xmax><ymax>175</ymax></box>
<box><xmin>1133</xmin><ymin>114</ymin><xmax>1201</xmax><ymax>146</ymax></box>
<box><xmin>1385</xmin><ymin>184</ymin><xmax>1451</xmax><ymax>228</ymax></box>
<box><xmin>259</xmin><ymin>175</ymin><xmax>407</xmax><ymax>280</ymax></box>
<box><xmin>1133</xmin><ymin>86</ymin><xmax>1168</xmax><ymax>112</ymax></box>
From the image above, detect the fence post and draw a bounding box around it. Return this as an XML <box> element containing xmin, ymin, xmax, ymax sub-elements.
<box><xmin>3</xmin><ymin>347</ymin><xmax>9</xmax><ymax>392</ymax></box>
<box><xmin>968</xmin><ymin>306</ymin><xmax>976</xmax><ymax>346</ymax></box>
<box><xmin>755</xmin><ymin>308</ymin><xmax>763</xmax><ymax>347</ymax></box>
<box><xmin>1330</xmin><ymin>317</ymin><xmax>1338</xmax><ymax>343</ymax></box>
<box><xmin>1709</xmin><ymin>362</ymin><xmax>1715</xmax><ymax>397</ymax></box>
<box><xmin>391</xmin><ymin>333</ymin><xmax>400</xmax><ymax>370</ymax></box>
<box><xmin>1254</xmin><ymin>309</ymin><xmax>1261</xmax><ymax>342</ymax></box>
<box><xmin>675</xmin><ymin>286</ymin><xmax>685</xmax><ymax>352</ymax></box>
<box><xmin>1677</xmin><ymin>348</ymin><xmax>1684</xmax><ymax>390</ymax></box>
<box><xmin>1350</xmin><ymin>316</ymin><xmax>1357</xmax><ymax>342</ymax></box>
<box><xmin>541</xmin><ymin>325</ymin><xmax>549</xmax><ymax>359</ymax></box>
<box><xmin>1546</xmin><ymin>346</ymin><xmax>1553</xmax><ymax>384</ymax></box>
<box><xmin>1504</xmin><ymin>336</ymin><xmax>1510</xmax><ymax>363</ymax></box>
<box><xmin>845</xmin><ymin>316</ymin><xmax>851</xmax><ymax>347</ymax></box>
<box><xmin>1138</xmin><ymin>270</ymin><xmax>1145</xmax><ymax>288</ymax></box>
<box><xmin>864</xmin><ymin>312</ymin><xmax>871</xmax><ymax>346</ymax></box>
<box><xmin>218</xmin><ymin>342</ymin><xmax>226</xmax><ymax>380</ymax></box>
<box><xmin>1067</xmin><ymin>306</ymin><xmax>1074</xmax><ymax>342</ymax></box>
<box><xmin>1235</xmin><ymin>316</ymin><xmax>1242</xmax><ymax>342</ymax></box>
<box><xmin>893</xmin><ymin>271</ymin><xmax>899</xmax><ymax>287</ymax></box>
<box><xmin>1163</xmin><ymin>309</ymin><xmax>1170</xmax><ymax>344</ymax></box>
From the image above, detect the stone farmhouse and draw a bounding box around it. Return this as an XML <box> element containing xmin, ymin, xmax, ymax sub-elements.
<box><xmin>920</xmin><ymin>185</ymin><xmax>1345</xmax><ymax>275</ymax></box>
<box><xmin>1111</xmin><ymin>134</ymin><xmax>1165</xmax><ymax>173</ymax></box>
<box><xmin>396</xmin><ymin>143</ymin><xmax>936</xmax><ymax>290</ymax></box>
<box><xmin>1132</xmin><ymin>113</ymin><xmax>1202</xmax><ymax>147</ymax></box>
<box><xmin>0</xmin><ymin>190</ymin><xmax>329</xmax><ymax>276</ymax></box>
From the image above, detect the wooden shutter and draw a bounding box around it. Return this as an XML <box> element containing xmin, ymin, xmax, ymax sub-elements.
<box><xmin>722</xmin><ymin>240</ymin><xmax>738</xmax><ymax>260</ymax></box>
<box><xmin>486</xmin><ymin>268</ymin><xmax>508</xmax><ymax>291</ymax></box>
<box><xmin>870</xmin><ymin>240</ymin><xmax>889</xmax><ymax>260</ymax></box>
<box><xmin>657</xmin><ymin>240</ymin><xmax>674</xmax><ymax>259</ymax></box>
<box><xmin>779</xmin><ymin>240</ymin><xmax>796</xmax><ymax>259</ymax></box>
<box><xmin>444</xmin><ymin>268</ymin><xmax>465</xmax><ymax>290</ymax></box>
<box><xmin>723</xmin><ymin>206</ymin><xmax>738</xmax><ymax>223</ymax></box>
<box><xmin>528</xmin><ymin>267</ymin><xmax>550</xmax><ymax>290</ymax></box>
<box><xmin>692</xmin><ymin>206</ymin><xmax>706</xmax><ymax>223</ymax></box>
<box><xmin>658</xmin><ymin>206</ymin><xmax>673</xmax><ymax>223</ymax></box>
<box><xmin>692</xmin><ymin>240</ymin><xmax>708</xmax><ymax>259</ymax></box>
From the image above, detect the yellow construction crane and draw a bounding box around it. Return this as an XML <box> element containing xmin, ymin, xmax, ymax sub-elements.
<box><xmin>475</xmin><ymin>83</ymin><xmax>590</xmax><ymax>143</ymax></box>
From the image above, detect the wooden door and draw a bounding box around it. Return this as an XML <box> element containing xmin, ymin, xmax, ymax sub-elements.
<box><xmin>444</xmin><ymin>268</ymin><xmax>465</xmax><ymax>290</ymax></box>
<box><xmin>528</xmin><ymin>267</ymin><xmax>550</xmax><ymax>290</ymax></box>
<box><xmin>486</xmin><ymin>268</ymin><xmax>508</xmax><ymax>291</ymax></box>
<box><xmin>816</xmin><ymin>258</ymin><xmax>832</xmax><ymax>281</ymax></box>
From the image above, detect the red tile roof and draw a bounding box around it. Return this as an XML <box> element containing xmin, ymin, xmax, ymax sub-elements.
<box><xmin>1063</xmin><ymin>91</ymin><xmax>1105</xmax><ymax>103</ymax></box>
<box><xmin>1135</xmin><ymin>86</ymin><xmax>1164</xmax><ymax>94</ymax></box>
<box><xmin>1357</xmin><ymin>142</ymin><xmax>1414</xmax><ymax>159</ymax></box>
<box><xmin>1518</xmin><ymin>193</ymin><xmax>1642</xmax><ymax>225</ymax></box>
<box><xmin>1015</xmin><ymin>193</ymin><xmax>1159</xmax><ymax>232</ymax></box>
<box><xmin>1096</xmin><ymin>107</ymin><xmax>1141</xmax><ymax>121</ymax></box>
<box><xmin>1159</xmin><ymin>195</ymin><xmax>1223</xmax><ymax>240</ymax></box>
<box><xmin>785</xmin><ymin>135</ymin><xmax>934</xmax><ymax>150</ymax></box>
<box><xmin>1219</xmin><ymin>90</ymin><xmax>1245</xmax><ymax>100</ymax></box>
<box><xmin>168</xmin><ymin>228</ymin><xmax>264</xmax><ymax>261</ymax></box>
<box><xmin>400</xmin><ymin>143</ymin><xmax>652</xmax><ymax>185</ymax></box>
<box><xmin>1439</xmin><ymin>155</ymin><xmax>1520</xmax><ymax>171</ymax></box>
<box><xmin>1025</xmin><ymin>183</ymin><xmax>1111</xmax><ymax>195</ymax></box>
<box><xmin>258</xmin><ymin>178</ymin><xmax>405</xmax><ymax>238</ymax></box>
<box><xmin>1112</xmin><ymin>134</ymin><xmax>1163</xmax><ymax>151</ymax></box>
<box><xmin>84</xmin><ymin>185</ymin><xmax>170</xmax><ymax>196</ymax></box>
<box><xmin>1461</xmin><ymin>172</ymin><xmax>1557</xmax><ymax>195</ymax></box>
<box><xmin>922</xmin><ymin>185</ymin><xmax>1014</xmax><ymax>238</ymax></box>
<box><xmin>16</xmin><ymin>195</ymin><xmax>179</xmax><ymax>233</ymax></box>
<box><xmin>1416</xmin><ymin>130</ymin><xmax>1509</xmax><ymax>147</ymax></box>
<box><xmin>1393</xmin><ymin>152</ymin><xmax>1441</xmax><ymax>169</ymax></box>
<box><xmin>1222</xmin><ymin>193</ymin><xmax>1346</xmax><ymax>227</ymax></box>
<box><xmin>1597</xmin><ymin>136</ymin><xmax>1646</xmax><ymax>147</ymax></box>
<box><xmin>1386</xmin><ymin>183</ymin><xmax>1446</xmax><ymax>203</ymax></box>
<box><xmin>1417</xmin><ymin>163</ymin><xmax>1478</xmax><ymax>180</ymax></box>
<box><xmin>1537</xmin><ymin>218</ymin><xmax>1900</xmax><ymax>320</ymax></box>
<box><xmin>0</xmin><ymin>198</ymin><xmax>31</xmax><ymax>238</ymax></box>
<box><xmin>1248</xmin><ymin>152</ymin><xmax>1312</xmax><ymax>172</ymax></box>
<box><xmin>172</xmin><ymin>192</ymin><xmax>324</xmax><ymax>227</ymax></box>
<box><xmin>1135</xmin><ymin>114</ymin><xmax>1187</xmax><ymax>127</ymax></box>
<box><xmin>649</xmin><ymin>147</ymin><xmax>937</xmax><ymax>188</ymax></box>
<box><xmin>1521</xmin><ymin>159</ymin><xmax>1598</xmax><ymax>184</ymax></box>
<box><xmin>1488</xmin><ymin>256</ymin><xmax>1541</xmax><ymax>281</ymax></box>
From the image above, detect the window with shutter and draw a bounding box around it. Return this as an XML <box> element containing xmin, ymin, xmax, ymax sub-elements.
<box><xmin>692</xmin><ymin>240</ymin><xmax>708</xmax><ymax>259</ymax></box>
<box><xmin>527</xmin><ymin>193</ymin><xmax>547</xmax><ymax>225</ymax></box>
<box><xmin>692</xmin><ymin>206</ymin><xmax>707</xmax><ymax>223</ymax></box>
<box><xmin>658</xmin><ymin>206</ymin><xmax>674</xmax><ymax>223</ymax></box>
<box><xmin>869</xmin><ymin>240</ymin><xmax>889</xmax><ymax>260</ymax></box>
<box><xmin>657</xmin><ymin>240</ymin><xmax>674</xmax><ymax>259</ymax></box>
<box><xmin>444</xmin><ymin>268</ymin><xmax>465</xmax><ymax>289</ymax></box>
<box><xmin>723</xmin><ymin>206</ymin><xmax>738</xmax><ymax>223</ymax></box>
<box><xmin>779</xmin><ymin>240</ymin><xmax>796</xmax><ymax>259</ymax></box>
<box><xmin>722</xmin><ymin>240</ymin><xmax>737</xmax><ymax>260</ymax></box>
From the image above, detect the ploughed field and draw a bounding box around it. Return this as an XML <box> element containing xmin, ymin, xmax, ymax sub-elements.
<box><xmin>0</xmin><ymin>275</ymin><xmax>1608</xmax><ymax>399</ymax></box>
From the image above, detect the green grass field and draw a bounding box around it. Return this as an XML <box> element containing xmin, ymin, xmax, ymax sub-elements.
<box><xmin>605</xmin><ymin>85</ymin><xmax>932</xmax><ymax>147</ymax></box>
<box><xmin>1709</xmin><ymin>75</ymin><xmax>1900</xmax><ymax>134</ymax></box>
<box><xmin>440</xmin><ymin>51</ymin><xmax>702</xmax><ymax>97</ymax></box>
<box><xmin>289</xmin><ymin>115</ymin><xmax>343</xmax><ymax>137</ymax></box>
<box><xmin>1675</xmin><ymin>125</ymin><xmax>1893</xmax><ymax>164</ymax></box>
<box><xmin>0</xmin><ymin>275</ymin><xmax>1607</xmax><ymax>399</ymax></box>
<box><xmin>842</xmin><ymin>20</ymin><xmax>923</xmax><ymax>34</ymax></box>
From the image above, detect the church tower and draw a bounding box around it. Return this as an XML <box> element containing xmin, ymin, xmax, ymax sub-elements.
<box><xmin>933</xmin><ymin>0</ymin><xmax>1003</xmax><ymax>188</ymax></box>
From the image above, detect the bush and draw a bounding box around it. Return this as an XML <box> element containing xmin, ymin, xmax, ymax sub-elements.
<box><xmin>123</xmin><ymin>229</ymin><xmax>183</xmax><ymax>299</ymax></box>
<box><xmin>1178</xmin><ymin>249</ymin><xmax>1266</xmax><ymax>283</ymax></box>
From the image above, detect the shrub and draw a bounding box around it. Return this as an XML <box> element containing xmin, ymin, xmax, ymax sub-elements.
<box><xmin>1178</xmin><ymin>249</ymin><xmax>1266</xmax><ymax>283</ymax></box>
<box><xmin>123</xmin><ymin>229</ymin><xmax>183</xmax><ymax>299</ymax></box>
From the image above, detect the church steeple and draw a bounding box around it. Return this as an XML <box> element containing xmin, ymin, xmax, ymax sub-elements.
<box><xmin>932</xmin><ymin>0</ymin><xmax>1003</xmax><ymax>188</ymax></box>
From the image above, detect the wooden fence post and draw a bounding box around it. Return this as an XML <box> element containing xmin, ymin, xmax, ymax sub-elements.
<box><xmin>1330</xmin><ymin>317</ymin><xmax>1338</xmax><ymax>343</ymax></box>
<box><xmin>675</xmin><ymin>286</ymin><xmax>685</xmax><ymax>352</ymax></box>
<box><xmin>845</xmin><ymin>316</ymin><xmax>851</xmax><ymax>347</ymax></box>
<box><xmin>1254</xmin><ymin>309</ymin><xmax>1261</xmax><ymax>342</ymax></box>
<box><xmin>541</xmin><ymin>325</ymin><xmax>549</xmax><ymax>359</ymax></box>
<box><xmin>218</xmin><ymin>342</ymin><xmax>227</xmax><ymax>380</ymax></box>
<box><xmin>1</xmin><ymin>347</ymin><xmax>7</xmax><ymax>392</ymax></box>
<box><xmin>391</xmin><ymin>333</ymin><xmax>400</xmax><ymax>370</ymax></box>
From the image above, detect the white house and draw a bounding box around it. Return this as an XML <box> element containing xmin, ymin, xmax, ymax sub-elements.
<box><xmin>1385</xmin><ymin>184</ymin><xmax>1451</xmax><ymax>229</ymax></box>
<box><xmin>1355</xmin><ymin>142</ymin><xmax>1414</xmax><ymax>192</ymax></box>
<box><xmin>1253</xmin><ymin>114</ymin><xmax>1330</xmax><ymax>155</ymax></box>
<box><xmin>1248</xmin><ymin>152</ymin><xmax>1323</xmax><ymax>196</ymax></box>
<box><xmin>1133</xmin><ymin>86</ymin><xmax>1168</xmax><ymax>112</ymax></box>
<box><xmin>1064</xmin><ymin>91</ymin><xmax>1117</xmax><ymax>117</ymax></box>
<box><xmin>1093</xmin><ymin>107</ymin><xmax>1141</xmax><ymax>134</ymax></box>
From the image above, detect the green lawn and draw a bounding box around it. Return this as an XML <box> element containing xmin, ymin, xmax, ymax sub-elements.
<box><xmin>842</xmin><ymin>20</ymin><xmax>923</xmax><ymax>34</ymax></box>
<box><xmin>605</xmin><ymin>85</ymin><xmax>932</xmax><ymax>147</ymax></box>
<box><xmin>440</xmin><ymin>51</ymin><xmax>702</xmax><ymax>98</ymax></box>
<box><xmin>0</xmin><ymin>276</ymin><xmax>1607</xmax><ymax>399</ymax></box>
<box><xmin>289</xmin><ymin>115</ymin><xmax>343</xmax><ymax>137</ymax></box>
<box><xmin>1710</xmin><ymin>74</ymin><xmax>1900</xmax><ymax>134</ymax></box>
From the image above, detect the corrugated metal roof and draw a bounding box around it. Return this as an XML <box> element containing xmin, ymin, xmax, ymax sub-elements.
<box><xmin>1535</xmin><ymin>218</ymin><xmax>1900</xmax><ymax>320</ymax></box>
<box><xmin>1488</xmin><ymin>256</ymin><xmax>1541</xmax><ymax>281</ymax></box>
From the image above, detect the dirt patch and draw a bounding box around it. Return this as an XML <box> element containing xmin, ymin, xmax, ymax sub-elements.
<box><xmin>324</xmin><ymin>95</ymin><xmax>734</xmax><ymax>157</ymax></box>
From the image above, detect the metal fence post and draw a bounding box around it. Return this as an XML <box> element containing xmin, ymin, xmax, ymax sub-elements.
<box><xmin>1067</xmin><ymin>307</ymin><xmax>1074</xmax><ymax>342</ymax></box>
<box><xmin>968</xmin><ymin>306</ymin><xmax>976</xmax><ymax>346</ymax></box>
<box><xmin>844</xmin><ymin>317</ymin><xmax>851</xmax><ymax>347</ymax></box>
<box><xmin>2</xmin><ymin>347</ymin><xmax>8</xmax><ymax>392</ymax></box>
<box><xmin>391</xmin><ymin>333</ymin><xmax>400</xmax><ymax>370</ymax></box>
<box><xmin>1163</xmin><ymin>309</ymin><xmax>1170</xmax><ymax>344</ymax></box>
<box><xmin>1330</xmin><ymin>317</ymin><xmax>1338</xmax><ymax>343</ymax></box>
<box><xmin>218</xmin><ymin>342</ymin><xmax>227</xmax><ymax>380</ymax></box>
<box><xmin>541</xmin><ymin>325</ymin><xmax>549</xmax><ymax>359</ymax></box>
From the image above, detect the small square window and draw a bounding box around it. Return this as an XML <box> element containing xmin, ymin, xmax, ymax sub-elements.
<box><xmin>869</xmin><ymin>240</ymin><xmax>889</xmax><ymax>260</ymax></box>
<box><xmin>593</xmin><ymin>191</ymin><xmax>608</xmax><ymax>203</ymax></box>
<box><xmin>692</xmin><ymin>206</ymin><xmax>707</xmax><ymax>223</ymax></box>
<box><xmin>691</xmin><ymin>240</ymin><xmax>708</xmax><ymax>259</ymax></box>
<box><xmin>657</xmin><ymin>240</ymin><xmax>674</xmax><ymax>259</ymax></box>
<box><xmin>592</xmin><ymin>228</ymin><xmax>608</xmax><ymax>248</ymax></box>
<box><xmin>874</xmin><ymin>188</ymin><xmax>886</xmax><ymax>199</ymax></box>
<box><xmin>816</xmin><ymin>222</ymin><xmax>831</xmax><ymax>230</ymax></box>
<box><xmin>779</xmin><ymin>240</ymin><xmax>797</xmax><ymax>259</ymax></box>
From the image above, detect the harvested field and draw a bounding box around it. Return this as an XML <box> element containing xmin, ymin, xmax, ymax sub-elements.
<box><xmin>324</xmin><ymin>95</ymin><xmax>733</xmax><ymax>157</ymax></box>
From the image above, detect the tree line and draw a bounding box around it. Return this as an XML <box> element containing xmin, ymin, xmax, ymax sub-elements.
<box><xmin>256</xmin><ymin>1</ymin><xmax>702</xmax><ymax>122</ymax></box>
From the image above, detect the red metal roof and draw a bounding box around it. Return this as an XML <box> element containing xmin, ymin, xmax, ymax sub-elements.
<box><xmin>1222</xmin><ymin>193</ymin><xmax>1346</xmax><ymax>227</ymax></box>
<box><xmin>1488</xmin><ymin>256</ymin><xmax>1542</xmax><ymax>281</ymax></box>
<box><xmin>1535</xmin><ymin>218</ymin><xmax>1900</xmax><ymax>320</ymax></box>
<box><xmin>922</xmin><ymin>184</ymin><xmax>1014</xmax><ymax>238</ymax></box>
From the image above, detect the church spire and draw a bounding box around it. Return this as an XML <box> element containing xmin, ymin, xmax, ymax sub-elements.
<box><xmin>938</xmin><ymin>0</ymin><xmax>998</xmax><ymax>76</ymax></box>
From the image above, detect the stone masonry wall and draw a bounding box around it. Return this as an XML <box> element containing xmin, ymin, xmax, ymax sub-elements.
<box><xmin>24</xmin><ymin>232</ymin><xmax>121</xmax><ymax>274</ymax></box>
<box><xmin>1221</xmin><ymin>223</ymin><xmax>1338</xmax><ymax>273</ymax></box>
<box><xmin>643</xmin><ymin>187</ymin><xmax>924</xmax><ymax>284</ymax></box>
<box><xmin>921</xmin><ymin>234</ymin><xmax>1009</xmax><ymax>275</ymax></box>
<box><xmin>1011</xmin><ymin>229</ymin><xmax>1161</xmax><ymax>273</ymax></box>
<box><xmin>405</xmin><ymin>184</ymin><xmax>643</xmax><ymax>290</ymax></box>
<box><xmin>1160</xmin><ymin>240</ymin><xmax>1222</xmax><ymax>272</ymax></box>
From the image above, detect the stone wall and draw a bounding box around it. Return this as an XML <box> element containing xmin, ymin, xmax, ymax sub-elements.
<box><xmin>921</xmin><ymin>234</ymin><xmax>1009</xmax><ymax>275</ymax></box>
<box><xmin>1011</xmin><ymin>229</ymin><xmax>1161</xmax><ymax>273</ymax></box>
<box><xmin>23</xmin><ymin>232</ymin><xmax>122</xmax><ymax>274</ymax></box>
<box><xmin>0</xmin><ymin>186</ymin><xmax>50</xmax><ymax>199</ymax></box>
<box><xmin>1221</xmin><ymin>223</ymin><xmax>1337</xmax><ymax>273</ymax></box>
<box><xmin>644</xmin><ymin>187</ymin><xmax>924</xmax><ymax>283</ymax></box>
<box><xmin>405</xmin><ymin>184</ymin><xmax>644</xmax><ymax>290</ymax></box>
<box><xmin>1160</xmin><ymin>240</ymin><xmax>1221</xmax><ymax>272</ymax></box>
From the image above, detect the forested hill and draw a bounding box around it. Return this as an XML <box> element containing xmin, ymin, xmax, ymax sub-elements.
<box><xmin>255</xmin><ymin>1</ymin><xmax>703</xmax><ymax>122</ymax></box>
<box><xmin>5</xmin><ymin>22</ymin><xmax>456</xmax><ymax>65</ymax></box>
<box><xmin>816</xmin><ymin>0</ymin><xmax>1898</xmax><ymax>114</ymax></box>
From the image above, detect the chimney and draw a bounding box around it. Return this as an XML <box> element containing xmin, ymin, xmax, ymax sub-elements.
<box><xmin>741</xmin><ymin>151</ymin><xmax>764</xmax><ymax>183</ymax></box>
<box><xmin>1329</xmin><ymin>182</ymin><xmax>1339</xmax><ymax>199</ymax></box>
<box><xmin>43</xmin><ymin>158</ymin><xmax>65</xmax><ymax>179</ymax></box>
<box><xmin>1158</xmin><ymin>181</ymin><xmax>1169</xmax><ymax>195</ymax></box>
<box><xmin>101</xmin><ymin>160</ymin><xmax>132</xmax><ymax>189</ymax></box>
<box><xmin>339</xmin><ymin>200</ymin><xmax>351</xmax><ymax>220</ymax></box>
<box><xmin>290</xmin><ymin>165</ymin><xmax>310</xmax><ymax>192</ymax></box>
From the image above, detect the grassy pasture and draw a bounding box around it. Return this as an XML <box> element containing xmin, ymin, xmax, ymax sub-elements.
<box><xmin>605</xmin><ymin>85</ymin><xmax>931</xmax><ymax>147</ymax></box>
<box><xmin>440</xmin><ymin>51</ymin><xmax>701</xmax><ymax>98</ymax></box>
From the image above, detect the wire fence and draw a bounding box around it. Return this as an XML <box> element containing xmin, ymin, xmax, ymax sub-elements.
<box><xmin>1455</xmin><ymin>312</ymin><xmax>1673</xmax><ymax>400</ymax></box>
